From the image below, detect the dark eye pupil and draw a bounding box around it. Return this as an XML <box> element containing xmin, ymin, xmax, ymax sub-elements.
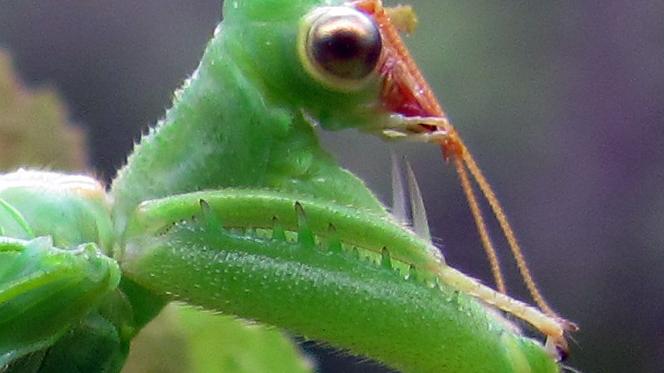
<box><xmin>309</xmin><ymin>10</ymin><xmax>382</xmax><ymax>81</ymax></box>
<box><xmin>319</xmin><ymin>31</ymin><xmax>363</xmax><ymax>61</ymax></box>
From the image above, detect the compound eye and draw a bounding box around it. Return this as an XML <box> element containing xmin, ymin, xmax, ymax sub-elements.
<box><xmin>301</xmin><ymin>7</ymin><xmax>382</xmax><ymax>91</ymax></box>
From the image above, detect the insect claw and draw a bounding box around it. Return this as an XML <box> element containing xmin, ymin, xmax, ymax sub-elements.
<box><xmin>545</xmin><ymin>335</ymin><xmax>570</xmax><ymax>362</ymax></box>
<box><xmin>562</xmin><ymin>319</ymin><xmax>580</xmax><ymax>333</ymax></box>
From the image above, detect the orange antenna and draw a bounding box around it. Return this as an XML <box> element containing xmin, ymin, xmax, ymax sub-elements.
<box><xmin>453</xmin><ymin>155</ymin><xmax>507</xmax><ymax>294</ymax></box>
<box><xmin>360</xmin><ymin>3</ymin><xmax>579</xmax><ymax>358</ymax></box>
<box><xmin>361</xmin><ymin>0</ymin><xmax>575</xmax><ymax>333</ymax></box>
<box><xmin>442</xmin><ymin>131</ymin><xmax>559</xmax><ymax>318</ymax></box>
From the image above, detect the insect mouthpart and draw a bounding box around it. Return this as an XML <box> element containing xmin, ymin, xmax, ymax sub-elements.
<box><xmin>348</xmin><ymin>1</ymin><xmax>462</xmax><ymax>157</ymax></box>
<box><xmin>381</xmin><ymin>114</ymin><xmax>450</xmax><ymax>137</ymax></box>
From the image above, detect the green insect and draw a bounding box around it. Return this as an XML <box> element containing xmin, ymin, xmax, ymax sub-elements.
<box><xmin>0</xmin><ymin>1</ymin><xmax>577</xmax><ymax>372</ymax></box>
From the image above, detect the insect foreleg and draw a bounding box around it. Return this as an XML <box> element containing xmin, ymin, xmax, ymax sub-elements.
<box><xmin>119</xmin><ymin>189</ymin><xmax>559</xmax><ymax>373</ymax></box>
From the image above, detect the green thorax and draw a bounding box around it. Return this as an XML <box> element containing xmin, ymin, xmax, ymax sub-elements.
<box><xmin>111</xmin><ymin>1</ymin><xmax>388</xmax><ymax>234</ymax></box>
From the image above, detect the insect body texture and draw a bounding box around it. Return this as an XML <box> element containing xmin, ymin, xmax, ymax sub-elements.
<box><xmin>0</xmin><ymin>1</ymin><xmax>573</xmax><ymax>372</ymax></box>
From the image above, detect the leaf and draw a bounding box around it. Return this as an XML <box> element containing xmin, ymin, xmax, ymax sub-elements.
<box><xmin>0</xmin><ymin>50</ymin><xmax>87</xmax><ymax>171</ymax></box>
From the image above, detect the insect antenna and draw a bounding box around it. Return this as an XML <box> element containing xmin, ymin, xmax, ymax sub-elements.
<box><xmin>452</xmin><ymin>155</ymin><xmax>507</xmax><ymax>294</ymax></box>
<box><xmin>445</xmin><ymin>134</ymin><xmax>559</xmax><ymax>319</ymax></box>
<box><xmin>372</xmin><ymin>0</ymin><xmax>575</xmax><ymax>333</ymax></box>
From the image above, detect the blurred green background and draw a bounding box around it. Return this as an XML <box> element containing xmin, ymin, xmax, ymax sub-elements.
<box><xmin>1</xmin><ymin>1</ymin><xmax>663</xmax><ymax>372</ymax></box>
